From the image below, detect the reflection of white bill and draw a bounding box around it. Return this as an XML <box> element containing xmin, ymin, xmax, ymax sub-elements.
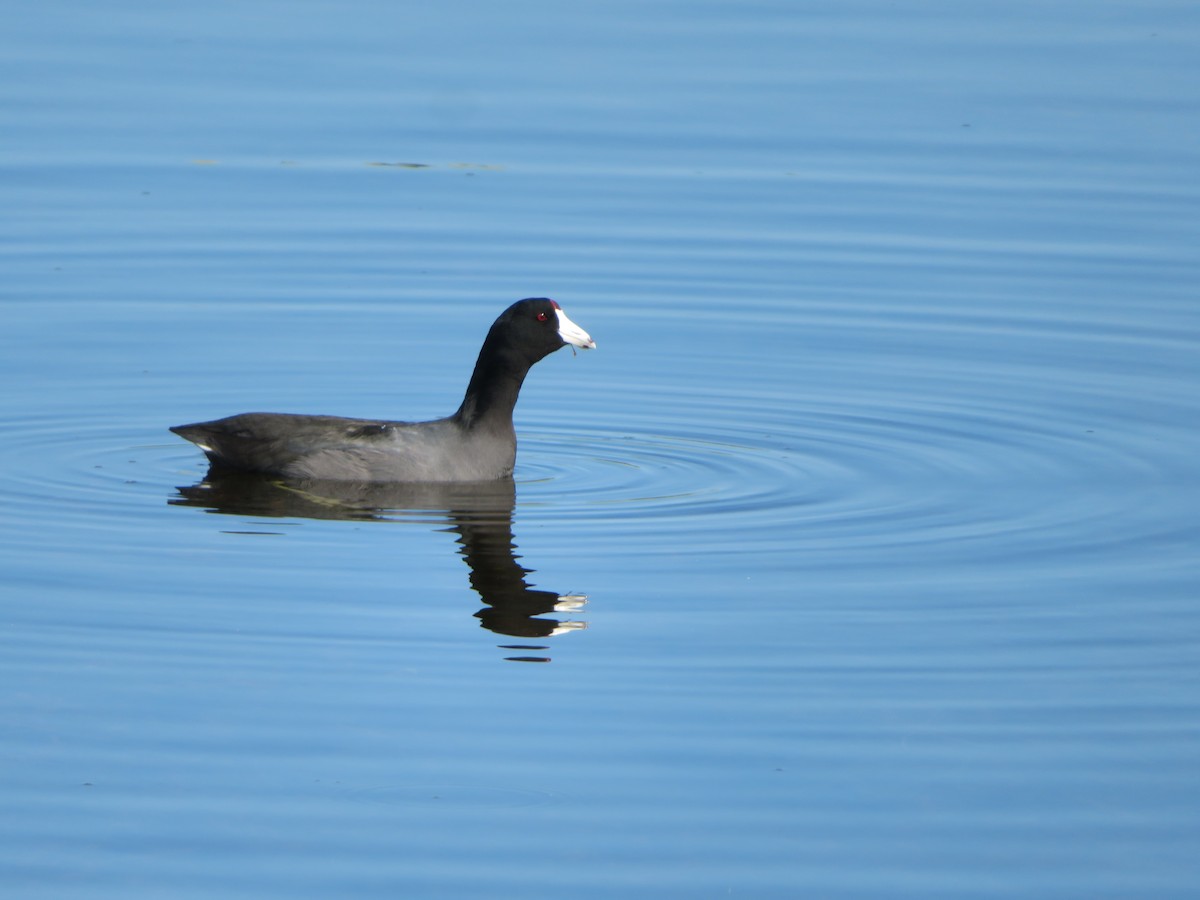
<box><xmin>554</xmin><ymin>594</ymin><xmax>589</xmax><ymax>612</ymax></box>
<box><xmin>549</xmin><ymin>621</ymin><xmax>589</xmax><ymax>636</ymax></box>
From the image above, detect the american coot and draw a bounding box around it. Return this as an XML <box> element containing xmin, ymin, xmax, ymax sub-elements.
<box><xmin>170</xmin><ymin>298</ymin><xmax>595</xmax><ymax>482</ymax></box>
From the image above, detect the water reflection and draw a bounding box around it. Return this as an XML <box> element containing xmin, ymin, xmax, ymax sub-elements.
<box><xmin>170</xmin><ymin>472</ymin><xmax>587</xmax><ymax>661</ymax></box>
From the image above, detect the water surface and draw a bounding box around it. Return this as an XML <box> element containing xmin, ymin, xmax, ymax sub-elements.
<box><xmin>3</xmin><ymin>1</ymin><xmax>1199</xmax><ymax>897</ymax></box>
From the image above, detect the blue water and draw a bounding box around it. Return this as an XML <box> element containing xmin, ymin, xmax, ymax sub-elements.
<box><xmin>3</xmin><ymin>1</ymin><xmax>1200</xmax><ymax>897</ymax></box>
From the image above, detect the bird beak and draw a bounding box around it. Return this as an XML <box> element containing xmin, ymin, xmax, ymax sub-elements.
<box><xmin>556</xmin><ymin>307</ymin><xmax>596</xmax><ymax>350</ymax></box>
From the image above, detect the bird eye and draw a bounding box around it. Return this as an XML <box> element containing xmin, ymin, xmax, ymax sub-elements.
<box><xmin>536</xmin><ymin>311</ymin><xmax>549</xmax><ymax>322</ymax></box>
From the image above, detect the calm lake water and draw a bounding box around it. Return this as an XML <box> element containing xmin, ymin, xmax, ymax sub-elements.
<box><xmin>4</xmin><ymin>1</ymin><xmax>1200</xmax><ymax>897</ymax></box>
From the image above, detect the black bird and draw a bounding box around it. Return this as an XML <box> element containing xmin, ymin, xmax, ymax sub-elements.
<box><xmin>170</xmin><ymin>298</ymin><xmax>595</xmax><ymax>481</ymax></box>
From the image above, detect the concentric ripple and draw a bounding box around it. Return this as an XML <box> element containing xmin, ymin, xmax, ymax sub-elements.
<box><xmin>0</xmin><ymin>412</ymin><xmax>173</xmax><ymax>509</ymax></box>
<box><xmin>0</xmin><ymin>330</ymin><xmax>1194</xmax><ymax>579</ymax></box>
<box><xmin>509</xmin><ymin>371</ymin><xmax>1194</xmax><ymax>569</ymax></box>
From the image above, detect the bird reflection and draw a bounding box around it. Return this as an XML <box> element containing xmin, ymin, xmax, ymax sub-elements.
<box><xmin>170</xmin><ymin>470</ymin><xmax>586</xmax><ymax>660</ymax></box>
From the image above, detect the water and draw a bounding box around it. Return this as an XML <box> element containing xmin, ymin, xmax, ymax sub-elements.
<box><xmin>4</xmin><ymin>1</ymin><xmax>1200</xmax><ymax>897</ymax></box>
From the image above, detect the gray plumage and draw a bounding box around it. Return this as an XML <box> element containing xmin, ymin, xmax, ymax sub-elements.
<box><xmin>170</xmin><ymin>298</ymin><xmax>595</xmax><ymax>482</ymax></box>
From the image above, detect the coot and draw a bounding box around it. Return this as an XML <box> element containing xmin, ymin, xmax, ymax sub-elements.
<box><xmin>170</xmin><ymin>298</ymin><xmax>594</xmax><ymax>482</ymax></box>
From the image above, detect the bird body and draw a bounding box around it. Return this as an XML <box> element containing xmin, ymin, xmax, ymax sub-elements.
<box><xmin>171</xmin><ymin>298</ymin><xmax>594</xmax><ymax>482</ymax></box>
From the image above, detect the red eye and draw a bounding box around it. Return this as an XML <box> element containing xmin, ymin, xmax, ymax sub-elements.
<box><xmin>536</xmin><ymin>311</ymin><xmax>549</xmax><ymax>322</ymax></box>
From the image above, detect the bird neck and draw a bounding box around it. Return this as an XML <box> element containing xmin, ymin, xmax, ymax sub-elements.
<box><xmin>454</xmin><ymin>343</ymin><xmax>530</xmax><ymax>431</ymax></box>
